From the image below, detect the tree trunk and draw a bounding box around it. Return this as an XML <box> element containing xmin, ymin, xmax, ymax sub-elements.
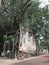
<box><xmin>13</xmin><ymin>26</ymin><xmax>20</xmax><ymax>58</ymax></box>
<box><xmin>3</xmin><ymin>43</ymin><xmax>6</xmax><ymax>56</ymax></box>
<box><xmin>12</xmin><ymin>40</ymin><xmax>14</xmax><ymax>52</ymax></box>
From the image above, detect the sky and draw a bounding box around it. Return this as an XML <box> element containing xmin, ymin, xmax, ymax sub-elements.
<box><xmin>39</xmin><ymin>0</ymin><xmax>49</xmax><ymax>8</ymax></box>
<box><xmin>0</xmin><ymin>0</ymin><xmax>49</xmax><ymax>8</ymax></box>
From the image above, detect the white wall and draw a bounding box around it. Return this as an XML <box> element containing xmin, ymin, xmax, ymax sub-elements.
<box><xmin>19</xmin><ymin>26</ymin><xmax>36</xmax><ymax>53</ymax></box>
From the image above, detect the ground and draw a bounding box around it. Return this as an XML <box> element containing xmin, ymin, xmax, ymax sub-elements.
<box><xmin>0</xmin><ymin>54</ymin><xmax>49</xmax><ymax>65</ymax></box>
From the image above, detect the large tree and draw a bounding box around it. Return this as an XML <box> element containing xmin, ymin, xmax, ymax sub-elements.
<box><xmin>0</xmin><ymin>0</ymin><xmax>49</xmax><ymax>57</ymax></box>
<box><xmin>0</xmin><ymin>0</ymin><xmax>34</xmax><ymax>57</ymax></box>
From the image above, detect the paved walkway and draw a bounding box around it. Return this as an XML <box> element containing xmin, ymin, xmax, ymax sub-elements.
<box><xmin>0</xmin><ymin>54</ymin><xmax>49</xmax><ymax>65</ymax></box>
<box><xmin>0</xmin><ymin>57</ymin><xmax>18</xmax><ymax>65</ymax></box>
<box><xmin>12</xmin><ymin>54</ymin><xmax>49</xmax><ymax>65</ymax></box>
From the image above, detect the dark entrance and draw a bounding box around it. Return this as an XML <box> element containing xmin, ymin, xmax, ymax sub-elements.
<box><xmin>0</xmin><ymin>43</ymin><xmax>3</xmax><ymax>56</ymax></box>
<box><xmin>0</xmin><ymin>34</ymin><xmax>4</xmax><ymax>56</ymax></box>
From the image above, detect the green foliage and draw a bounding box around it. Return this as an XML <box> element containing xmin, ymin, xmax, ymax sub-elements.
<box><xmin>0</xmin><ymin>0</ymin><xmax>49</xmax><ymax>46</ymax></box>
<box><xmin>41</xmin><ymin>39</ymin><xmax>49</xmax><ymax>46</ymax></box>
<box><xmin>3</xmin><ymin>35</ymin><xmax>14</xmax><ymax>44</ymax></box>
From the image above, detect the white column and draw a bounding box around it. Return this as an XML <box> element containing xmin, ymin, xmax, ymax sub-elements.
<box><xmin>0</xmin><ymin>0</ymin><xmax>1</xmax><ymax>7</ymax></box>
